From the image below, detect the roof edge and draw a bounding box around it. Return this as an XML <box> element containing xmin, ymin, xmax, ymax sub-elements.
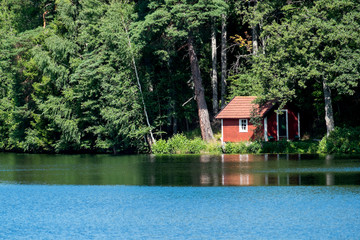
<box><xmin>214</xmin><ymin>96</ymin><xmax>259</xmax><ymax>119</ymax></box>
<box><xmin>214</xmin><ymin>96</ymin><xmax>236</xmax><ymax>119</ymax></box>
<box><xmin>215</xmin><ymin>96</ymin><xmax>279</xmax><ymax>119</ymax></box>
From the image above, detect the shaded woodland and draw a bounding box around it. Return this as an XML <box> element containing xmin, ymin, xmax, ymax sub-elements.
<box><xmin>0</xmin><ymin>0</ymin><xmax>359</xmax><ymax>153</ymax></box>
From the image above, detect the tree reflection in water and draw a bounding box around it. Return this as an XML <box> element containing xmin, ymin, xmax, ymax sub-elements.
<box><xmin>0</xmin><ymin>153</ymin><xmax>359</xmax><ymax>186</ymax></box>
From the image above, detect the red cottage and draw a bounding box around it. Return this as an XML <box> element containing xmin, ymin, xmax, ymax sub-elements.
<box><xmin>215</xmin><ymin>96</ymin><xmax>300</xmax><ymax>143</ymax></box>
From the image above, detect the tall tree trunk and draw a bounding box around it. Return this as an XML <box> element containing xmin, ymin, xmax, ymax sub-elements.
<box><xmin>211</xmin><ymin>18</ymin><xmax>218</xmax><ymax>115</ymax></box>
<box><xmin>260</xmin><ymin>21</ymin><xmax>266</xmax><ymax>54</ymax></box>
<box><xmin>251</xmin><ymin>1</ymin><xmax>259</xmax><ymax>55</ymax></box>
<box><xmin>322</xmin><ymin>79</ymin><xmax>335</xmax><ymax>135</ymax></box>
<box><xmin>220</xmin><ymin>13</ymin><xmax>227</xmax><ymax>109</ymax></box>
<box><xmin>188</xmin><ymin>36</ymin><xmax>214</xmax><ymax>141</ymax></box>
<box><xmin>43</xmin><ymin>11</ymin><xmax>48</xmax><ymax>28</ymax></box>
<box><xmin>252</xmin><ymin>24</ymin><xmax>259</xmax><ymax>55</ymax></box>
<box><xmin>167</xmin><ymin>50</ymin><xmax>178</xmax><ymax>135</ymax></box>
<box><xmin>121</xmin><ymin>16</ymin><xmax>155</xmax><ymax>145</ymax></box>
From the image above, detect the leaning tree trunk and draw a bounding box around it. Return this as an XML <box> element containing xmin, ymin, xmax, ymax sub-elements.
<box><xmin>322</xmin><ymin>78</ymin><xmax>335</xmax><ymax>135</ymax></box>
<box><xmin>211</xmin><ymin>18</ymin><xmax>218</xmax><ymax>115</ymax></box>
<box><xmin>121</xmin><ymin>16</ymin><xmax>155</xmax><ymax>145</ymax></box>
<box><xmin>188</xmin><ymin>36</ymin><xmax>214</xmax><ymax>141</ymax></box>
<box><xmin>220</xmin><ymin>13</ymin><xmax>227</xmax><ymax>109</ymax></box>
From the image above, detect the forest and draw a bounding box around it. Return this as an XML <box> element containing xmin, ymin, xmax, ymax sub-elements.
<box><xmin>0</xmin><ymin>0</ymin><xmax>359</xmax><ymax>153</ymax></box>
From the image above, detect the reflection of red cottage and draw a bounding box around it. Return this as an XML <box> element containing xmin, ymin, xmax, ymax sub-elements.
<box><xmin>215</xmin><ymin>96</ymin><xmax>300</xmax><ymax>143</ymax></box>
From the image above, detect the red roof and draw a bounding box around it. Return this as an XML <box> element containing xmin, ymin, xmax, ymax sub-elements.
<box><xmin>215</xmin><ymin>96</ymin><xmax>274</xmax><ymax>119</ymax></box>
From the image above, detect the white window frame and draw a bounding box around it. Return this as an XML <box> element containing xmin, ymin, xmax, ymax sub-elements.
<box><xmin>239</xmin><ymin>119</ymin><xmax>248</xmax><ymax>132</ymax></box>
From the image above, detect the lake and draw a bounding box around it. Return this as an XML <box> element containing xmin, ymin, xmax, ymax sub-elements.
<box><xmin>1</xmin><ymin>153</ymin><xmax>360</xmax><ymax>239</ymax></box>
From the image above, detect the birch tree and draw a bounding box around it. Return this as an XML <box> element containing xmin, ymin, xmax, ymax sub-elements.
<box><xmin>211</xmin><ymin>18</ymin><xmax>218</xmax><ymax>115</ymax></box>
<box><xmin>220</xmin><ymin>12</ymin><xmax>227</xmax><ymax>109</ymax></box>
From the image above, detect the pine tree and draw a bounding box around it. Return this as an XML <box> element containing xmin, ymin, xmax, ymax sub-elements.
<box><xmin>137</xmin><ymin>0</ymin><xmax>228</xmax><ymax>141</ymax></box>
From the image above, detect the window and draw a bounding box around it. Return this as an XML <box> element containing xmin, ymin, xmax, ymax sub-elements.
<box><xmin>239</xmin><ymin>119</ymin><xmax>248</xmax><ymax>132</ymax></box>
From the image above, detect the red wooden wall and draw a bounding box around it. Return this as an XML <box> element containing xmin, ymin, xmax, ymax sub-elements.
<box><xmin>222</xmin><ymin>107</ymin><xmax>299</xmax><ymax>142</ymax></box>
<box><xmin>266</xmin><ymin>107</ymin><xmax>299</xmax><ymax>141</ymax></box>
<box><xmin>222</xmin><ymin>119</ymin><xmax>256</xmax><ymax>142</ymax></box>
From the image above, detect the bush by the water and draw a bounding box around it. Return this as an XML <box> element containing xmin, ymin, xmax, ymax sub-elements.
<box><xmin>152</xmin><ymin>134</ymin><xmax>208</xmax><ymax>154</ymax></box>
<box><xmin>261</xmin><ymin>140</ymin><xmax>318</xmax><ymax>153</ymax></box>
<box><xmin>152</xmin><ymin>127</ymin><xmax>359</xmax><ymax>154</ymax></box>
<box><xmin>223</xmin><ymin>141</ymin><xmax>262</xmax><ymax>154</ymax></box>
<box><xmin>318</xmin><ymin>127</ymin><xmax>360</xmax><ymax>153</ymax></box>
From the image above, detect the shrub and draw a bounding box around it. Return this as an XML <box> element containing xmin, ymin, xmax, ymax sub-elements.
<box><xmin>318</xmin><ymin>137</ymin><xmax>328</xmax><ymax>153</ymax></box>
<box><xmin>224</xmin><ymin>142</ymin><xmax>248</xmax><ymax>154</ymax></box>
<box><xmin>153</xmin><ymin>129</ymin><xmax>350</xmax><ymax>155</ymax></box>
<box><xmin>205</xmin><ymin>141</ymin><xmax>223</xmax><ymax>154</ymax></box>
<box><xmin>291</xmin><ymin>141</ymin><xmax>318</xmax><ymax>153</ymax></box>
<box><xmin>152</xmin><ymin>134</ymin><xmax>206</xmax><ymax>154</ymax></box>
<box><xmin>187</xmin><ymin>138</ymin><xmax>206</xmax><ymax>154</ymax></box>
<box><xmin>261</xmin><ymin>140</ymin><xmax>319</xmax><ymax>154</ymax></box>
<box><xmin>319</xmin><ymin>127</ymin><xmax>360</xmax><ymax>153</ymax></box>
<box><xmin>152</xmin><ymin>139</ymin><xmax>170</xmax><ymax>154</ymax></box>
<box><xmin>167</xmin><ymin>134</ymin><xmax>189</xmax><ymax>154</ymax></box>
<box><xmin>247</xmin><ymin>141</ymin><xmax>262</xmax><ymax>153</ymax></box>
<box><xmin>261</xmin><ymin>140</ymin><xmax>287</xmax><ymax>153</ymax></box>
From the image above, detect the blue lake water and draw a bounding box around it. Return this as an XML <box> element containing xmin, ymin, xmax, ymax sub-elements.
<box><xmin>1</xmin><ymin>153</ymin><xmax>360</xmax><ymax>239</ymax></box>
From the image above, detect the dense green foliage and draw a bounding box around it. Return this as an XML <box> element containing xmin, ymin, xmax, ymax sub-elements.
<box><xmin>153</xmin><ymin>127</ymin><xmax>360</xmax><ymax>154</ymax></box>
<box><xmin>0</xmin><ymin>1</ymin><xmax>151</xmax><ymax>153</ymax></box>
<box><xmin>0</xmin><ymin>0</ymin><xmax>359</xmax><ymax>153</ymax></box>
<box><xmin>261</xmin><ymin>141</ymin><xmax>319</xmax><ymax>154</ymax></box>
<box><xmin>152</xmin><ymin>134</ymin><xmax>206</xmax><ymax>154</ymax></box>
<box><xmin>319</xmin><ymin>127</ymin><xmax>360</xmax><ymax>153</ymax></box>
<box><xmin>151</xmin><ymin>134</ymin><xmax>320</xmax><ymax>154</ymax></box>
<box><xmin>230</xmin><ymin>0</ymin><xmax>360</xmax><ymax>135</ymax></box>
<box><xmin>152</xmin><ymin>133</ymin><xmax>222</xmax><ymax>154</ymax></box>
